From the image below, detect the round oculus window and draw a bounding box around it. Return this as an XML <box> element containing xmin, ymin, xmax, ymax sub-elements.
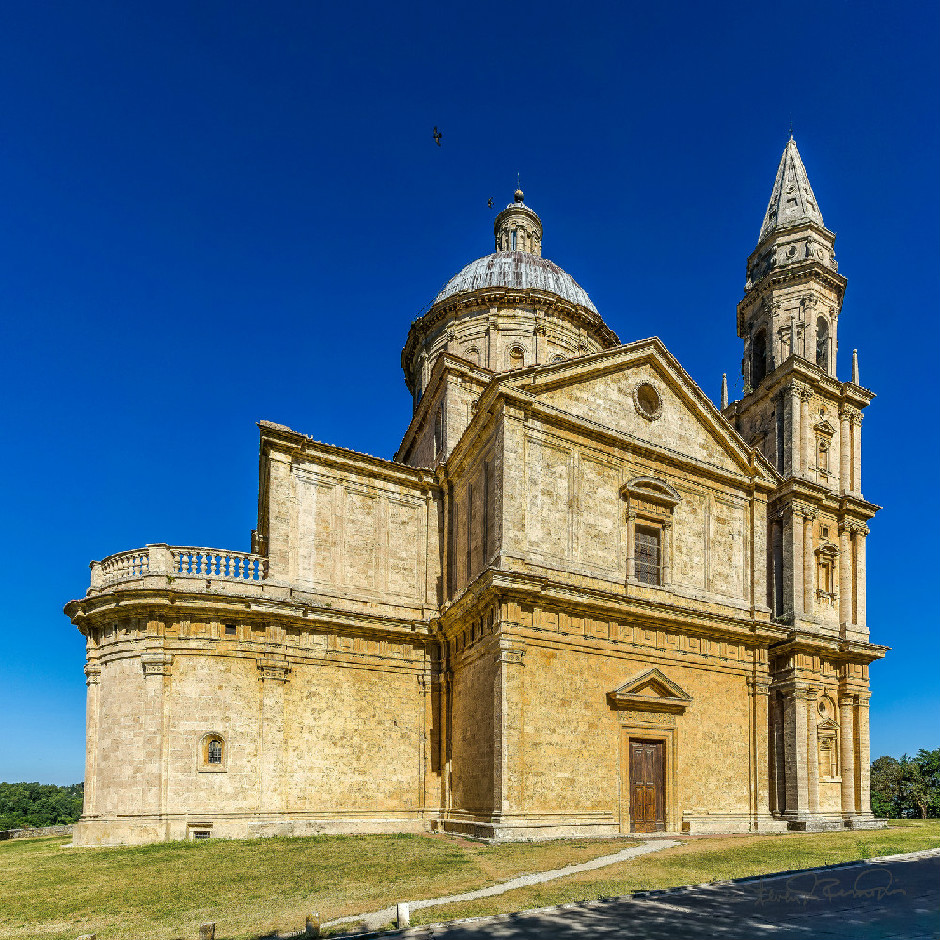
<box><xmin>634</xmin><ymin>382</ymin><xmax>662</xmax><ymax>420</ymax></box>
<box><xmin>817</xmin><ymin>696</ymin><xmax>835</xmax><ymax>720</ymax></box>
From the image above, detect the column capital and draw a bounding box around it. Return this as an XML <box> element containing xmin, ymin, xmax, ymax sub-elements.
<box><xmin>839</xmin><ymin>521</ymin><xmax>869</xmax><ymax>536</ymax></box>
<box><xmin>497</xmin><ymin>637</ymin><xmax>526</xmax><ymax>666</ymax></box>
<box><xmin>258</xmin><ymin>657</ymin><xmax>291</xmax><ymax>682</ymax></box>
<box><xmin>140</xmin><ymin>651</ymin><xmax>172</xmax><ymax>677</ymax></box>
<box><xmin>792</xmin><ymin>501</ymin><xmax>818</xmax><ymax>520</ymax></box>
<box><xmin>84</xmin><ymin>663</ymin><xmax>102</xmax><ymax>686</ymax></box>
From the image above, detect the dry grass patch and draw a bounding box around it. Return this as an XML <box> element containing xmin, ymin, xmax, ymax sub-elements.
<box><xmin>0</xmin><ymin>832</ymin><xmax>638</xmax><ymax>940</ymax></box>
<box><xmin>409</xmin><ymin>821</ymin><xmax>940</xmax><ymax>926</ymax></box>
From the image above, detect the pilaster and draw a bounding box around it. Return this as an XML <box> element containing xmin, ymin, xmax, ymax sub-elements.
<box><xmin>747</xmin><ymin>675</ymin><xmax>772</xmax><ymax>825</ymax></box>
<box><xmin>140</xmin><ymin>646</ymin><xmax>172</xmax><ymax>820</ymax></box>
<box><xmin>839</xmin><ymin>406</ymin><xmax>853</xmax><ymax>494</ymax></box>
<box><xmin>83</xmin><ymin>662</ymin><xmax>101</xmax><ymax>817</ymax></box>
<box><xmin>839</xmin><ymin>525</ymin><xmax>852</xmax><ymax>630</ymax></box>
<box><xmin>493</xmin><ymin>635</ymin><xmax>526</xmax><ymax>819</ymax></box>
<box><xmin>783</xmin><ymin>685</ymin><xmax>811</xmax><ymax>816</ymax></box>
<box><xmin>856</xmin><ymin>693</ymin><xmax>872</xmax><ymax>815</ymax></box>
<box><xmin>806</xmin><ymin>689</ymin><xmax>820</xmax><ymax>813</ymax></box>
<box><xmin>838</xmin><ymin>690</ymin><xmax>857</xmax><ymax>815</ymax></box>
<box><xmin>258</xmin><ymin>653</ymin><xmax>290</xmax><ymax>815</ymax></box>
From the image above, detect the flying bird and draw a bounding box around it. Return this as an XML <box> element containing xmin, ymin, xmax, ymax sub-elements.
<box><xmin>433</xmin><ymin>126</ymin><xmax>442</xmax><ymax>146</ymax></box>
<box><xmin>487</xmin><ymin>197</ymin><xmax>494</xmax><ymax>209</ymax></box>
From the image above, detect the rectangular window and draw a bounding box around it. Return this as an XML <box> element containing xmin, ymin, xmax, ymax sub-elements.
<box><xmin>635</xmin><ymin>526</ymin><xmax>661</xmax><ymax>585</ymax></box>
<box><xmin>224</xmin><ymin>623</ymin><xmax>236</xmax><ymax>636</ymax></box>
<box><xmin>193</xmin><ymin>830</ymin><xmax>211</xmax><ymax>840</ymax></box>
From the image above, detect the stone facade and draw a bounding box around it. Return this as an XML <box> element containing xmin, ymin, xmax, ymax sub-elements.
<box><xmin>65</xmin><ymin>142</ymin><xmax>886</xmax><ymax>845</ymax></box>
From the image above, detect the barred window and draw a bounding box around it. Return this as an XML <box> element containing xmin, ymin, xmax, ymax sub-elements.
<box><xmin>207</xmin><ymin>738</ymin><xmax>223</xmax><ymax>764</ymax></box>
<box><xmin>635</xmin><ymin>526</ymin><xmax>661</xmax><ymax>586</ymax></box>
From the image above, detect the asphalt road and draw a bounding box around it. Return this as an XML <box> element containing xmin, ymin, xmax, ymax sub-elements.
<box><xmin>403</xmin><ymin>850</ymin><xmax>940</xmax><ymax>940</ymax></box>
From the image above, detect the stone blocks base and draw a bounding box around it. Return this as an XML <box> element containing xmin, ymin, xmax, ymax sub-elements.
<box><xmin>437</xmin><ymin>813</ymin><xmax>621</xmax><ymax>842</ymax></box>
<box><xmin>72</xmin><ymin>813</ymin><xmax>431</xmax><ymax>846</ymax></box>
<box><xmin>781</xmin><ymin>813</ymin><xmax>884</xmax><ymax>832</ymax></box>
<box><xmin>844</xmin><ymin>814</ymin><xmax>887</xmax><ymax>830</ymax></box>
<box><xmin>681</xmin><ymin>814</ymin><xmax>789</xmax><ymax>834</ymax></box>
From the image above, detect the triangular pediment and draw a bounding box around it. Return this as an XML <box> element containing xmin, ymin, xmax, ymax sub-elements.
<box><xmin>814</xmin><ymin>418</ymin><xmax>837</xmax><ymax>437</ymax></box>
<box><xmin>607</xmin><ymin>668</ymin><xmax>693</xmax><ymax>713</ymax></box>
<box><xmin>496</xmin><ymin>338</ymin><xmax>778</xmax><ymax>486</ymax></box>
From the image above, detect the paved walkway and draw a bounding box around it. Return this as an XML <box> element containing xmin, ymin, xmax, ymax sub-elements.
<box><xmin>324</xmin><ymin>839</ymin><xmax>681</xmax><ymax>932</ymax></box>
<box><xmin>391</xmin><ymin>848</ymin><xmax>940</xmax><ymax>939</ymax></box>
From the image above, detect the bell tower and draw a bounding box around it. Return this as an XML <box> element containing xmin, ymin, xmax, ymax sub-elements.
<box><xmin>738</xmin><ymin>135</ymin><xmax>845</xmax><ymax>390</ymax></box>
<box><xmin>724</xmin><ymin>138</ymin><xmax>885</xmax><ymax>830</ymax></box>
<box><xmin>727</xmin><ymin>135</ymin><xmax>877</xmax><ymax>637</ymax></box>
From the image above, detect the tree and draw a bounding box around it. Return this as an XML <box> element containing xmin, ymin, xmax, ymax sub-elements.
<box><xmin>869</xmin><ymin>749</ymin><xmax>940</xmax><ymax>819</ymax></box>
<box><xmin>870</xmin><ymin>756</ymin><xmax>903</xmax><ymax>817</ymax></box>
<box><xmin>0</xmin><ymin>782</ymin><xmax>84</xmax><ymax>830</ymax></box>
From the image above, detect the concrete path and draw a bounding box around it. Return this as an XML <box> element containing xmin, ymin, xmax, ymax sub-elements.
<box><xmin>391</xmin><ymin>848</ymin><xmax>940</xmax><ymax>939</ymax></box>
<box><xmin>324</xmin><ymin>839</ymin><xmax>681</xmax><ymax>933</ymax></box>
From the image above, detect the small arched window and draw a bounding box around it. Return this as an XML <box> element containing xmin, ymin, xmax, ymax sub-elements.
<box><xmin>508</xmin><ymin>345</ymin><xmax>525</xmax><ymax>369</ymax></box>
<box><xmin>465</xmin><ymin>346</ymin><xmax>480</xmax><ymax>366</ymax></box>
<box><xmin>816</xmin><ymin>317</ymin><xmax>829</xmax><ymax>371</ymax></box>
<box><xmin>511</xmin><ymin>228</ymin><xmax>517</xmax><ymax>250</ymax></box>
<box><xmin>751</xmin><ymin>329</ymin><xmax>767</xmax><ymax>388</ymax></box>
<box><xmin>199</xmin><ymin>733</ymin><xmax>227</xmax><ymax>772</ymax></box>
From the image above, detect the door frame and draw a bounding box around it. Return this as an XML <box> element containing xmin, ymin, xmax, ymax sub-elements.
<box><xmin>619</xmin><ymin>723</ymin><xmax>679</xmax><ymax>834</ymax></box>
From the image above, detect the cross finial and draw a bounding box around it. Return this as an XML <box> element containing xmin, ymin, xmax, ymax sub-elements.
<box><xmin>789</xmin><ymin>117</ymin><xmax>794</xmax><ymax>140</ymax></box>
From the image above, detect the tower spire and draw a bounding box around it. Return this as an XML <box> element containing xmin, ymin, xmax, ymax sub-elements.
<box><xmin>759</xmin><ymin>137</ymin><xmax>825</xmax><ymax>242</ymax></box>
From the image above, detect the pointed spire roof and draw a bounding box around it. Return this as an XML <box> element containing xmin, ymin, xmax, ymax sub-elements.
<box><xmin>759</xmin><ymin>136</ymin><xmax>825</xmax><ymax>242</ymax></box>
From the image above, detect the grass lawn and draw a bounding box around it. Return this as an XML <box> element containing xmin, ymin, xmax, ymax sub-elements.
<box><xmin>1</xmin><ymin>822</ymin><xmax>937</xmax><ymax>940</ymax></box>
<box><xmin>409</xmin><ymin>820</ymin><xmax>940</xmax><ymax>927</ymax></box>
<box><xmin>0</xmin><ymin>833</ymin><xmax>637</xmax><ymax>940</ymax></box>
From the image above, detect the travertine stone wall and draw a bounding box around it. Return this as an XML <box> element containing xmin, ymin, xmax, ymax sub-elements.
<box><xmin>449</xmin><ymin>644</ymin><xmax>496</xmax><ymax>815</ymax></box>
<box><xmin>68</xmin><ymin>336</ymin><xmax>882</xmax><ymax>845</ymax></box>
<box><xmin>74</xmin><ymin>614</ymin><xmax>438</xmax><ymax>845</ymax></box>
<box><xmin>260</xmin><ymin>428</ymin><xmax>441</xmax><ymax>613</ymax></box>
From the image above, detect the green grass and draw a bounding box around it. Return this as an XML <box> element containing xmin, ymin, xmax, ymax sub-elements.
<box><xmin>1</xmin><ymin>823</ymin><xmax>937</xmax><ymax>940</ymax></box>
<box><xmin>0</xmin><ymin>832</ymin><xmax>637</xmax><ymax>940</ymax></box>
<box><xmin>408</xmin><ymin>821</ymin><xmax>940</xmax><ymax>927</ymax></box>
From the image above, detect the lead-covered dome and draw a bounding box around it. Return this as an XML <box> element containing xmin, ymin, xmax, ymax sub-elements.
<box><xmin>433</xmin><ymin>251</ymin><xmax>598</xmax><ymax>315</ymax></box>
<box><xmin>402</xmin><ymin>188</ymin><xmax>618</xmax><ymax>408</ymax></box>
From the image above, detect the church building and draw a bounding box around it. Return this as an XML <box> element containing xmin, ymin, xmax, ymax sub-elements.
<box><xmin>66</xmin><ymin>138</ymin><xmax>886</xmax><ymax>844</ymax></box>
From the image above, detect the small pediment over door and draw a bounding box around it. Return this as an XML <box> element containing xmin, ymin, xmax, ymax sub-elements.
<box><xmin>607</xmin><ymin>668</ymin><xmax>693</xmax><ymax>714</ymax></box>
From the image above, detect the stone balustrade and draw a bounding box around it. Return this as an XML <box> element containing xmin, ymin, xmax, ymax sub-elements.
<box><xmin>90</xmin><ymin>543</ymin><xmax>268</xmax><ymax>590</ymax></box>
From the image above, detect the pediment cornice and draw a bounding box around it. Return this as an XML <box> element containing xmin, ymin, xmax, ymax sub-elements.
<box><xmin>607</xmin><ymin>667</ymin><xmax>693</xmax><ymax>714</ymax></box>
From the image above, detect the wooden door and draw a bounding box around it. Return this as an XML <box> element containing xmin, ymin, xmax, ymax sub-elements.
<box><xmin>629</xmin><ymin>739</ymin><xmax>665</xmax><ymax>832</ymax></box>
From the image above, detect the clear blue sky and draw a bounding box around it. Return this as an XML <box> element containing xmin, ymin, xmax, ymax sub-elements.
<box><xmin>1</xmin><ymin>1</ymin><xmax>937</xmax><ymax>784</ymax></box>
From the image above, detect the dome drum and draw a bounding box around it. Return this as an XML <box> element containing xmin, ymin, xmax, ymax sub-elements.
<box><xmin>402</xmin><ymin>191</ymin><xmax>619</xmax><ymax>403</ymax></box>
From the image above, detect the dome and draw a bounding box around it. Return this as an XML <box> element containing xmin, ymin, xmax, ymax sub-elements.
<box><xmin>431</xmin><ymin>251</ymin><xmax>598</xmax><ymax>315</ymax></box>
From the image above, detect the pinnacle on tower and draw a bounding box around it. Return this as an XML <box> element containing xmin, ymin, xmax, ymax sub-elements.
<box><xmin>759</xmin><ymin>137</ymin><xmax>825</xmax><ymax>242</ymax></box>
